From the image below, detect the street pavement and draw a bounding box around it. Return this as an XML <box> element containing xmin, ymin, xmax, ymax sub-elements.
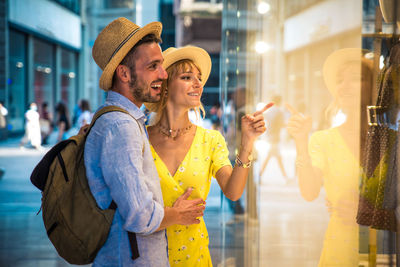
<box><xmin>0</xmin><ymin>137</ymin><xmax>243</xmax><ymax>267</ymax></box>
<box><xmin>0</xmin><ymin>137</ymin><xmax>74</xmax><ymax>267</ymax></box>
<box><xmin>0</xmin><ymin>135</ymin><xmax>322</xmax><ymax>267</ymax></box>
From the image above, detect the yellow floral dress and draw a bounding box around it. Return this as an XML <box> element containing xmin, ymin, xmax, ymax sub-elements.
<box><xmin>150</xmin><ymin>127</ymin><xmax>231</xmax><ymax>266</ymax></box>
<box><xmin>309</xmin><ymin>128</ymin><xmax>360</xmax><ymax>267</ymax></box>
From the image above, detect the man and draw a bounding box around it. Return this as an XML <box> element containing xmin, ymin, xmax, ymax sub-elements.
<box><xmin>260</xmin><ymin>95</ymin><xmax>289</xmax><ymax>184</ymax></box>
<box><xmin>86</xmin><ymin>17</ymin><xmax>205</xmax><ymax>266</ymax></box>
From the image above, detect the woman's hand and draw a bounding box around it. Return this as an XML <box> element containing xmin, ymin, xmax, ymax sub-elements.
<box><xmin>241</xmin><ymin>102</ymin><xmax>274</xmax><ymax>142</ymax></box>
<box><xmin>285</xmin><ymin>103</ymin><xmax>312</xmax><ymax>142</ymax></box>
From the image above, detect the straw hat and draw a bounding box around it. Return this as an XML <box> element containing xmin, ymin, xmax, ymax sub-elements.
<box><xmin>162</xmin><ymin>46</ymin><xmax>212</xmax><ymax>86</ymax></box>
<box><xmin>92</xmin><ymin>17</ymin><xmax>162</xmax><ymax>91</ymax></box>
<box><xmin>145</xmin><ymin>46</ymin><xmax>212</xmax><ymax>113</ymax></box>
<box><xmin>323</xmin><ymin>48</ymin><xmax>373</xmax><ymax>95</ymax></box>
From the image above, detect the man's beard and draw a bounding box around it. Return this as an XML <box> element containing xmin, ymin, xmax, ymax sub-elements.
<box><xmin>129</xmin><ymin>70</ymin><xmax>160</xmax><ymax>103</ymax></box>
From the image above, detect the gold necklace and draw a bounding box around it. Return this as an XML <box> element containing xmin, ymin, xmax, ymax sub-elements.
<box><xmin>157</xmin><ymin>122</ymin><xmax>193</xmax><ymax>139</ymax></box>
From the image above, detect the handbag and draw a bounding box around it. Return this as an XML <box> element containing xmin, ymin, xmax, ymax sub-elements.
<box><xmin>356</xmin><ymin>43</ymin><xmax>400</xmax><ymax>232</ymax></box>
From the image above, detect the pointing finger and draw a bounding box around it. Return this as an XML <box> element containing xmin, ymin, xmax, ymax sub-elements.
<box><xmin>284</xmin><ymin>103</ymin><xmax>299</xmax><ymax>115</ymax></box>
<box><xmin>253</xmin><ymin>102</ymin><xmax>274</xmax><ymax>116</ymax></box>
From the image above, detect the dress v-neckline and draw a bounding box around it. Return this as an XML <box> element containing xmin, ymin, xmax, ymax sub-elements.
<box><xmin>151</xmin><ymin>127</ymin><xmax>199</xmax><ymax>177</ymax></box>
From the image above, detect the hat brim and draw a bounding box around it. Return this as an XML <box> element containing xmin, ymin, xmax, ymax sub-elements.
<box><xmin>323</xmin><ymin>48</ymin><xmax>373</xmax><ymax>95</ymax></box>
<box><xmin>99</xmin><ymin>22</ymin><xmax>162</xmax><ymax>90</ymax></box>
<box><xmin>163</xmin><ymin>46</ymin><xmax>212</xmax><ymax>87</ymax></box>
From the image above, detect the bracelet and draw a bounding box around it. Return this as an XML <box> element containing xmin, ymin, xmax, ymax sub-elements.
<box><xmin>235</xmin><ymin>154</ymin><xmax>252</xmax><ymax>168</ymax></box>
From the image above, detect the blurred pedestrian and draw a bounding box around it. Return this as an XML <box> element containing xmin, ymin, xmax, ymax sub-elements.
<box><xmin>55</xmin><ymin>102</ymin><xmax>71</xmax><ymax>142</ymax></box>
<box><xmin>209</xmin><ymin>102</ymin><xmax>222</xmax><ymax>131</ymax></box>
<box><xmin>39</xmin><ymin>102</ymin><xmax>53</xmax><ymax>145</ymax></box>
<box><xmin>20</xmin><ymin>102</ymin><xmax>42</xmax><ymax>150</ymax></box>
<box><xmin>76</xmin><ymin>99</ymin><xmax>93</xmax><ymax>128</ymax></box>
<box><xmin>0</xmin><ymin>101</ymin><xmax>8</xmax><ymax>140</ymax></box>
<box><xmin>260</xmin><ymin>95</ymin><xmax>289</xmax><ymax>183</ymax></box>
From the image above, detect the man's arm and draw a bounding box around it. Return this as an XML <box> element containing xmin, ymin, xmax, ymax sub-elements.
<box><xmin>99</xmin><ymin>117</ymin><xmax>165</xmax><ymax>235</ymax></box>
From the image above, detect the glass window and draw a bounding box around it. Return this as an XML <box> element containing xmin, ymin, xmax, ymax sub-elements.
<box><xmin>8</xmin><ymin>30</ymin><xmax>27</xmax><ymax>132</ymax></box>
<box><xmin>51</xmin><ymin>0</ymin><xmax>80</xmax><ymax>14</ymax></box>
<box><xmin>33</xmin><ymin>38</ymin><xmax>54</xmax><ymax>114</ymax></box>
<box><xmin>160</xmin><ymin>1</ymin><xmax>176</xmax><ymax>50</ymax></box>
<box><xmin>104</xmin><ymin>0</ymin><xmax>134</xmax><ymax>9</ymax></box>
<box><xmin>61</xmin><ymin>48</ymin><xmax>78</xmax><ymax>114</ymax></box>
<box><xmin>221</xmin><ymin>0</ymin><xmax>397</xmax><ymax>266</ymax></box>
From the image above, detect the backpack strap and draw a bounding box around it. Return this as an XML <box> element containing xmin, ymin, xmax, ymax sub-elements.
<box><xmin>88</xmin><ymin>106</ymin><xmax>141</xmax><ymax>261</ymax></box>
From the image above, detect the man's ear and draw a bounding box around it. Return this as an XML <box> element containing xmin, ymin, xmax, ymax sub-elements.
<box><xmin>115</xmin><ymin>65</ymin><xmax>130</xmax><ymax>83</ymax></box>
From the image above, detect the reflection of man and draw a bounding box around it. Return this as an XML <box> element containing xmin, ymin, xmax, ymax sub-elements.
<box><xmin>260</xmin><ymin>95</ymin><xmax>289</xmax><ymax>183</ymax></box>
<box><xmin>225</xmin><ymin>87</ymin><xmax>247</xmax><ymax>215</ymax></box>
<box><xmin>86</xmin><ymin>18</ymin><xmax>205</xmax><ymax>266</ymax></box>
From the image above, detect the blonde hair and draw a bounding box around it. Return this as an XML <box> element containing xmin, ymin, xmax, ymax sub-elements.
<box><xmin>148</xmin><ymin>59</ymin><xmax>205</xmax><ymax>125</ymax></box>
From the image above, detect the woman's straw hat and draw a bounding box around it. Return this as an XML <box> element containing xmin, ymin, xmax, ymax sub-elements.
<box><xmin>144</xmin><ymin>46</ymin><xmax>211</xmax><ymax>113</ymax></box>
<box><xmin>323</xmin><ymin>48</ymin><xmax>373</xmax><ymax>95</ymax></box>
<box><xmin>162</xmin><ymin>46</ymin><xmax>212</xmax><ymax>86</ymax></box>
<box><xmin>92</xmin><ymin>17</ymin><xmax>162</xmax><ymax>91</ymax></box>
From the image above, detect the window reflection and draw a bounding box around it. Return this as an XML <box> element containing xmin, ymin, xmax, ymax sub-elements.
<box><xmin>33</xmin><ymin>39</ymin><xmax>54</xmax><ymax>116</ymax></box>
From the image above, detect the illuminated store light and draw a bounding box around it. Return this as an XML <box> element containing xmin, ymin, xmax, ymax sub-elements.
<box><xmin>255</xmin><ymin>41</ymin><xmax>269</xmax><ymax>54</ymax></box>
<box><xmin>257</xmin><ymin>2</ymin><xmax>271</xmax><ymax>14</ymax></box>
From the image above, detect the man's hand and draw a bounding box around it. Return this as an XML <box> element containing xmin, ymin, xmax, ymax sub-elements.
<box><xmin>172</xmin><ymin>187</ymin><xmax>206</xmax><ymax>225</ymax></box>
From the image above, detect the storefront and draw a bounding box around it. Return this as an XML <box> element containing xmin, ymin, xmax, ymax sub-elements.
<box><xmin>6</xmin><ymin>0</ymin><xmax>81</xmax><ymax>133</ymax></box>
<box><xmin>220</xmin><ymin>0</ymin><xmax>399</xmax><ymax>265</ymax></box>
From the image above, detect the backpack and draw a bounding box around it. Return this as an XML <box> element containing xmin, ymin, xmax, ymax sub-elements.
<box><xmin>30</xmin><ymin>105</ymin><xmax>140</xmax><ymax>265</ymax></box>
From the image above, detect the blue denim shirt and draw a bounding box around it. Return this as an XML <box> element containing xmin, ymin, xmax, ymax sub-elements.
<box><xmin>84</xmin><ymin>91</ymin><xmax>168</xmax><ymax>267</ymax></box>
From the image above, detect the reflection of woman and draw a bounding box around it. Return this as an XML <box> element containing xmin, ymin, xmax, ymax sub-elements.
<box><xmin>146</xmin><ymin>46</ymin><xmax>270</xmax><ymax>266</ymax></box>
<box><xmin>286</xmin><ymin>48</ymin><xmax>373</xmax><ymax>266</ymax></box>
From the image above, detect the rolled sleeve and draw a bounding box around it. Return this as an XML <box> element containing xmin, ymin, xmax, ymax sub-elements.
<box><xmin>98</xmin><ymin>118</ymin><xmax>163</xmax><ymax>235</ymax></box>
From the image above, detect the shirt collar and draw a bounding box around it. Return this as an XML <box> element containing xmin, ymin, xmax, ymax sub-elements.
<box><xmin>105</xmin><ymin>91</ymin><xmax>146</xmax><ymax>122</ymax></box>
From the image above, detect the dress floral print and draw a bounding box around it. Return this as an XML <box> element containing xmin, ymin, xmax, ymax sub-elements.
<box><xmin>150</xmin><ymin>127</ymin><xmax>231</xmax><ymax>266</ymax></box>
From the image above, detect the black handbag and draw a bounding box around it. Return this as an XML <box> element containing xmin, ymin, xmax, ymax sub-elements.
<box><xmin>356</xmin><ymin>43</ymin><xmax>400</xmax><ymax>232</ymax></box>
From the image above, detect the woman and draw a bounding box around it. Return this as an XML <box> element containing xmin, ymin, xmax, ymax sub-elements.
<box><xmin>145</xmin><ymin>46</ymin><xmax>271</xmax><ymax>266</ymax></box>
<box><xmin>286</xmin><ymin>48</ymin><xmax>373</xmax><ymax>266</ymax></box>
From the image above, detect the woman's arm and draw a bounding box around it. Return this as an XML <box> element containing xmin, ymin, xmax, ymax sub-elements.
<box><xmin>216</xmin><ymin>104</ymin><xmax>272</xmax><ymax>201</ymax></box>
<box><xmin>286</xmin><ymin>104</ymin><xmax>323</xmax><ymax>201</ymax></box>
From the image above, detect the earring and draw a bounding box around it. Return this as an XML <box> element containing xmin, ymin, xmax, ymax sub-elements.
<box><xmin>164</xmin><ymin>88</ymin><xmax>168</xmax><ymax>96</ymax></box>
